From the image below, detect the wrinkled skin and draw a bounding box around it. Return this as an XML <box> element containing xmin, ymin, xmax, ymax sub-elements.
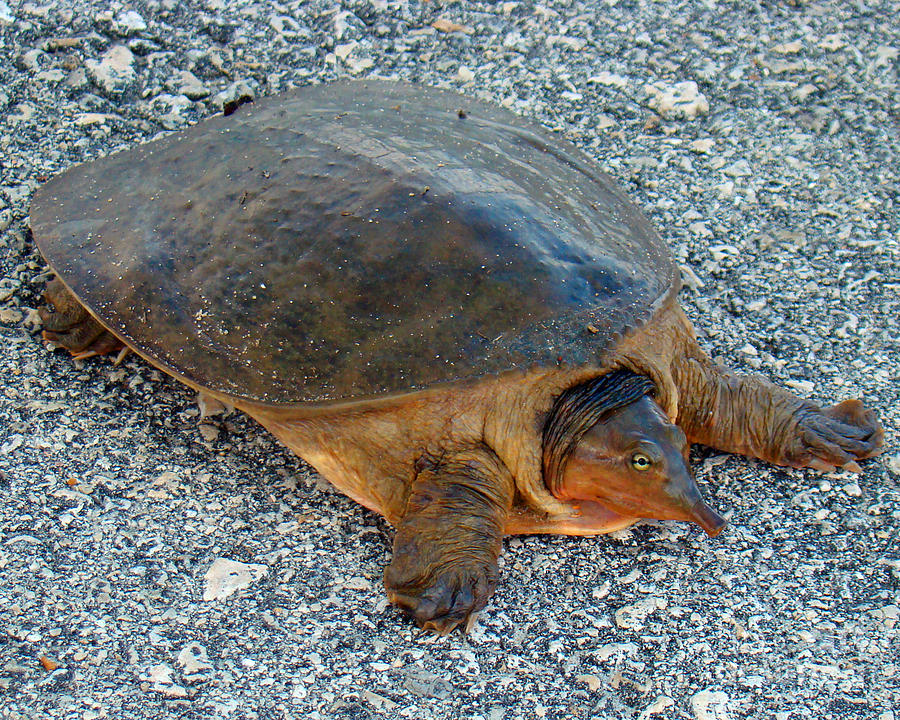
<box><xmin>672</xmin><ymin>347</ymin><xmax>884</xmax><ymax>474</ymax></box>
<box><xmin>384</xmin><ymin>395</ymin><xmax>728</xmax><ymax>634</ymax></box>
<box><xmin>384</xmin><ymin>449</ymin><xmax>514</xmax><ymax>634</ymax></box>
<box><xmin>379</xmin><ymin>367</ymin><xmax>880</xmax><ymax>633</ymax></box>
<box><xmin>39</xmin><ymin>283</ymin><xmax>884</xmax><ymax>635</ymax></box>
<box><xmin>40</xmin><ymin>278</ymin><xmax>122</xmax><ymax>359</ymax></box>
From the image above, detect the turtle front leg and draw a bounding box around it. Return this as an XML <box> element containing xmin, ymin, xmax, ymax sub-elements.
<box><xmin>384</xmin><ymin>447</ymin><xmax>514</xmax><ymax>634</ymax></box>
<box><xmin>673</xmin><ymin>347</ymin><xmax>883</xmax><ymax>472</ymax></box>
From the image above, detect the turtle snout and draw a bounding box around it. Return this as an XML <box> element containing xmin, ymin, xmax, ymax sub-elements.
<box><xmin>687</xmin><ymin>499</ymin><xmax>726</xmax><ymax>537</ymax></box>
<box><xmin>665</xmin><ymin>465</ymin><xmax>726</xmax><ymax>537</ymax></box>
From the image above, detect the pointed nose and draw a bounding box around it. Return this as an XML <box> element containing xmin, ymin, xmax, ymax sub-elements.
<box><xmin>667</xmin><ymin>466</ymin><xmax>727</xmax><ymax>537</ymax></box>
<box><xmin>688</xmin><ymin>499</ymin><xmax>727</xmax><ymax>537</ymax></box>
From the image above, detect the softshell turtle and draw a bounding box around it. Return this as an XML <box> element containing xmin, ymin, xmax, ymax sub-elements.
<box><xmin>30</xmin><ymin>80</ymin><xmax>883</xmax><ymax>633</ymax></box>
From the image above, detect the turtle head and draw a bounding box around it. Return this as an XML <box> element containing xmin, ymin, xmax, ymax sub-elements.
<box><xmin>543</xmin><ymin>371</ymin><xmax>725</xmax><ymax>537</ymax></box>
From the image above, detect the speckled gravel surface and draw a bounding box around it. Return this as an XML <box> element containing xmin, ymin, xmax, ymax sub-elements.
<box><xmin>1</xmin><ymin>1</ymin><xmax>898</xmax><ymax>719</ymax></box>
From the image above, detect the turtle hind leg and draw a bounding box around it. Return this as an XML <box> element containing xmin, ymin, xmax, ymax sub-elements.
<box><xmin>39</xmin><ymin>277</ymin><xmax>124</xmax><ymax>360</ymax></box>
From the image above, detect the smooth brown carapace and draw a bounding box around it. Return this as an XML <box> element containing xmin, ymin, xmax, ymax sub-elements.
<box><xmin>31</xmin><ymin>80</ymin><xmax>884</xmax><ymax>635</ymax></box>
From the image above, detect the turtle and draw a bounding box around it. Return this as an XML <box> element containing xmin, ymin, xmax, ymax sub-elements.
<box><xmin>30</xmin><ymin>80</ymin><xmax>883</xmax><ymax>633</ymax></box>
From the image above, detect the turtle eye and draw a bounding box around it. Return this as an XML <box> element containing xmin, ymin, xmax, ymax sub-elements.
<box><xmin>631</xmin><ymin>453</ymin><xmax>652</xmax><ymax>471</ymax></box>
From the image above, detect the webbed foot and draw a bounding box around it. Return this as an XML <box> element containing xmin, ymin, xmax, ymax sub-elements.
<box><xmin>40</xmin><ymin>278</ymin><xmax>124</xmax><ymax>359</ymax></box>
<box><xmin>385</xmin><ymin>558</ymin><xmax>497</xmax><ymax>634</ymax></box>
<box><xmin>787</xmin><ymin>399</ymin><xmax>883</xmax><ymax>473</ymax></box>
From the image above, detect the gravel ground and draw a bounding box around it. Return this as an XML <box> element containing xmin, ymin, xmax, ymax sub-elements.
<box><xmin>1</xmin><ymin>1</ymin><xmax>898</xmax><ymax>719</ymax></box>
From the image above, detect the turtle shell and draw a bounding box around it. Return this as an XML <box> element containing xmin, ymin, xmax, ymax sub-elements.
<box><xmin>31</xmin><ymin>80</ymin><xmax>679</xmax><ymax>406</ymax></box>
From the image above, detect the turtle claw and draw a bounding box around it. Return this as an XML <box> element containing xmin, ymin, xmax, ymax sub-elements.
<box><xmin>385</xmin><ymin>562</ymin><xmax>496</xmax><ymax>635</ymax></box>
<box><xmin>113</xmin><ymin>346</ymin><xmax>132</xmax><ymax>365</ymax></box>
<box><xmin>788</xmin><ymin>398</ymin><xmax>883</xmax><ymax>472</ymax></box>
<box><xmin>421</xmin><ymin>611</ymin><xmax>478</xmax><ymax>637</ymax></box>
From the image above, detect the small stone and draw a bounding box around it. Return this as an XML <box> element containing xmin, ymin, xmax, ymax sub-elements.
<box><xmin>592</xmin><ymin>580</ymin><xmax>611</xmax><ymax>600</ymax></box>
<box><xmin>347</xmin><ymin>57</ymin><xmax>374</xmax><ymax>75</ymax></box>
<box><xmin>614</xmin><ymin>597</ymin><xmax>666</xmax><ymax>629</ymax></box>
<box><xmin>886</xmin><ymin>454</ymin><xmax>900</xmax><ymax>476</ymax></box>
<box><xmin>203</xmin><ymin>558</ymin><xmax>268</xmax><ymax>601</ymax></box>
<box><xmin>639</xmin><ymin>696</ymin><xmax>675</xmax><ymax>718</ymax></box>
<box><xmin>0</xmin><ymin>1</ymin><xmax>12</xmax><ymax>24</ymax></box>
<box><xmin>679</xmin><ymin>264</ymin><xmax>705</xmax><ymax>291</ymax></box>
<box><xmin>690</xmin><ymin>222</ymin><xmax>713</xmax><ymax>238</ymax></box>
<box><xmin>818</xmin><ymin>34</ymin><xmax>846</xmax><ymax>51</ymax></box>
<box><xmin>8</xmin><ymin>102</ymin><xmax>35</xmax><ymax>123</ymax></box>
<box><xmin>197</xmin><ymin>392</ymin><xmax>228</xmax><ymax>418</ymax></box>
<box><xmin>786</xmin><ymin>380</ymin><xmax>815</xmax><ymax>394</ymax></box>
<box><xmin>85</xmin><ymin>45</ymin><xmax>137</xmax><ymax>98</ymax></box>
<box><xmin>502</xmin><ymin>30</ymin><xmax>525</xmax><ymax>50</ymax></box>
<box><xmin>113</xmin><ymin>10</ymin><xmax>147</xmax><ymax>36</ymax></box>
<box><xmin>149</xmin><ymin>93</ymin><xmax>192</xmax><ymax>129</ymax></box>
<box><xmin>691</xmin><ymin>689</ymin><xmax>732</xmax><ymax>720</ymax></box>
<box><xmin>594</xmin><ymin>642</ymin><xmax>638</xmax><ymax>661</ymax></box>
<box><xmin>401</xmin><ymin>668</ymin><xmax>453</xmax><ymax>699</ymax></box>
<box><xmin>340</xmin><ymin>576</ymin><xmax>371</xmax><ymax>591</ymax></box>
<box><xmin>791</xmin><ymin>83</ymin><xmax>817</xmax><ymax>101</ymax></box>
<box><xmin>363</xmin><ymin>690</ymin><xmax>397</xmax><ymax>711</ymax></box>
<box><xmin>275</xmin><ymin>520</ymin><xmax>298</xmax><ymax>534</ymax></box>
<box><xmin>723</xmin><ymin>159</ymin><xmax>751</xmax><ymax>177</ymax></box>
<box><xmin>575</xmin><ymin>674</ymin><xmax>603</xmax><ymax>691</ymax></box>
<box><xmin>334</xmin><ymin>42</ymin><xmax>357</xmax><ymax>60</ymax></box>
<box><xmin>772</xmin><ymin>40</ymin><xmax>803</xmax><ymax>54</ymax></box>
<box><xmin>714</xmin><ymin>180</ymin><xmax>734</xmax><ymax>198</ymax></box>
<box><xmin>842</xmin><ymin>482</ymin><xmax>862</xmax><ymax>497</ymax></box>
<box><xmin>216</xmin><ymin>79</ymin><xmax>258</xmax><ymax>115</ymax></box>
<box><xmin>0</xmin><ymin>434</ymin><xmax>23</xmax><ymax>454</ymax></box>
<box><xmin>551</xmin><ymin>35</ymin><xmax>586</xmax><ymax>51</ymax></box>
<box><xmin>432</xmin><ymin>18</ymin><xmax>474</xmax><ymax>34</ymax></box>
<box><xmin>690</xmin><ymin>138</ymin><xmax>715</xmax><ymax>153</ymax></box>
<box><xmin>19</xmin><ymin>48</ymin><xmax>48</xmax><ymax>72</ymax></box>
<box><xmin>873</xmin><ymin>46</ymin><xmax>897</xmax><ymax>67</ymax></box>
<box><xmin>869</xmin><ymin>605</ymin><xmax>899</xmax><ymax>629</ymax></box>
<box><xmin>65</xmin><ymin>68</ymin><xmax>88</xmax><ymax>90</ymax></box>
<box><xmin>35</xmin><ymin>69</ymin><xmax>65</xmax><ymax>83</ymax></box>
<box><xmin>269</xmin><ymin>14</ymin><xmax>306</xmax><ymax>39</ymax></box>
<box><xmin>141</xmin><ymin>664</ymin><xmax>189</xmax><ymax>698</ymax></box>
<box><xmin>198</xmin><ymin>424</ymin><xmax>219</xmax><ymax>442</ymax></box>
<box><xmin>4</xmin><ymin>184</ymin><xmax>31</xmax><ymax>205</ymax></box>
<box><xmin>456</xmin><ymin>66</ymin><xmax>475</xmax><ymax>83</ymax></box>
<box><xmin>177</xmin><ymin>643</ymin><xmax>213</xmax><ymax>675</ymax></box>
<box><xmin>644</xmin><ymin>80</ymin><xmax>709</xmax><ymax>119</ymax></box>
<box><xmin>170</xmin><ymin>70</ymin><xmax>209</xmax><ymax>100</ymax></box>
<box><xmin>587</xmin><ymin>71</ymin><xmax>628</xmax><ymax>88</ymax></box>
<box><xmin>73</xmin><ymin>113</ymin><xmax>112</xmax><ymax>126</ymax></box>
